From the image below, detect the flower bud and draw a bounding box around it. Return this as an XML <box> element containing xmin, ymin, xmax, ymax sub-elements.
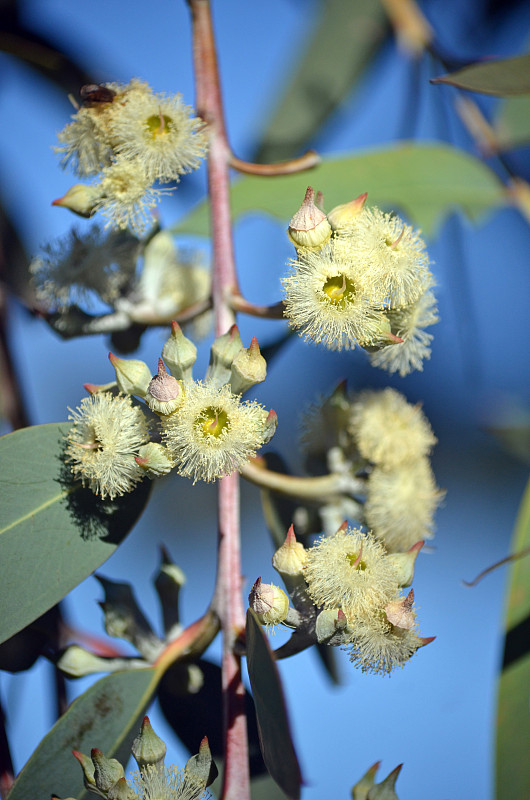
<box><xmin>132</xmin><ymin>716</ymin><xmax>167</xmax><ymax>771</ymax></box>
<box><xmin>185</xmin><ymin>736</ymin><xmax>218</xmax><ymax>789</ymax></box>
<box><xmin>154</xmin><ymin>546</ymin><xmax>186</xmax><ymax>637</ymax></box>
<box><xmin>58</xmin><ymin>645</ymin><xmax>142</xmax><ymax>678</ymax></box>
<box><xmin>287</xmin><ymin>186</ymin><xmax>331</xmax><ymax>251</ymax></box>
<box><xmin>261</xmin><ymin>409</ymin><xmax>278</xmax><ymax>445</ymax></box>
<box><xmin>352</xmin><ymin>760</ymin><xmax>380</xmax><ymax>800</ymax></box>
<box><xmin>385</xmin><ymin>589</ymin><xmax>415</xmax><ymax>630</ymax></box>
<box><xmin>91</xmin><ymin>748</ymin><xmax>125</xmax><ymax>792</ymax></box>
<box><xmin>145</xmin><ymin>358</ymin><xmax>184</xmax><ymax>415</ymax></box>
<box><xmin>96</xmin><ymin>575</ymin><xmax>163</xmax><ymax>661</ymax></box>
<box><xmin>135</xmin><ymin>443</ymin><xmax>174</xmax><ymax>478</ymax></box>
<box><xmin>52</xmin><ymin>184</ymin><xmax>101</xmax><ymax>218</ymax></box>
<box><xmin>72</xmin><ymin>750</ymin><xmax>96</xmax><ymax>791</ymax></box>
<box><xmin>107</xmin><ymin>777</ymin><xmax>140</xmax><ymax>800</ymax></box>
<box><xmin>206</xmin><ymin>324</ymin><xmax>243</xmax><ymax>387</ymax></box>
<box><xmin>108</xmin><ymin>352</ymin><xmax>152</xmax><ymax>397</ymax></box>
<box><xmin>229</xmin><ymin>337</ymin><xmax>267</xmax><ymax>395</ymax></box>
<box><xmin>327</xmin><ymin>192</ymin><xmax>367</xmax><ymax>232</ymax></box>
<box><xmin>387</xmin><ymin>540</ymin><xmax>424</xmax><ymax>587</ymax></box>
<box><xmin>366</xmin><ymin>763</ymin><xmax>403</xmax><ymax>800</ymax></box>
<box><xmin>161</xmin><ymin>321</ymin><xmax>197</xmax><ymax>382</ymax></box>
<box><xmin>272</xmin><ymin>525</ymin><xmax>307</xmax><ymax>577</ymax></box>
<box><xmin>248</xmin><ymin>577</ymin><xmax>289</xmax><ymax>626</ymax></box>
<box><xmin>315</xmin><ymin>607</ymin><xmax>350</xmax><ymax>645</ymax></box>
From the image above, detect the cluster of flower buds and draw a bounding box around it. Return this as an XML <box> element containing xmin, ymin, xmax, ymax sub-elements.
<box><xmin>65</xmin><ymin>323</ymin><xmax>276</xmax><ymax>498</ymax></box>
<box><xmin>53</xmin><ymin>79</ymin><xmax>208</xmax><ymax>234</ymax></box>
<box><xmin>249</xmin><ymin>522</ymin><xmax>434</xmax><ymax>676</ymax></box>
<box><xmin>59</xmin><ymin>716</ymin><xmax>215</xmax><ymax>800</ymax></box>
<box><xmin>352</xmin><ymin>761</ymin><xmax>403</xmax><ymax>800</ymax></box>
<box><xmin>282</xmin><ymin>186</ymin><xmax>438</xmax><ymax>375</ymax></box>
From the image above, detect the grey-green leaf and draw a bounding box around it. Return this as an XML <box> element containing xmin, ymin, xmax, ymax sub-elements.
<box><xmin>8</xmin><ymin>667</ymin><xmax>159</xmax><ymax>800</ymax></box>
<box><xmin>431</xmin><ymin>54</ymin><xmax>530</xmax><ymax>96</ymax></box>
<box><xmin>255</xmin><ymin>0</ymin><xmax>388</xmax><ymax>163</ymax></box>
<box><xmin>246</xmin><ymin>610</ymin><xmax>302</xmax><ymax>800</ymax></box>
<box><xmin>495</xmin><ymin>95</ymin><xmax>530</xmax><ymax>150</ymax></box>
<box><xmin>173</xmin><ymin>143</ymin><xmax>505</xmax><ymax>239</ymax></box>
<box><xmin>0</xmin><ymin>423</ymin><xmax>151</xmax><ymax>645</ymax></box>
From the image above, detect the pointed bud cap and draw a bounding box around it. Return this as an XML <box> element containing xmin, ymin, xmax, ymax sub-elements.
<box><xmin>91</xmin><ymin>748</ymin><xmax>125</xmax><ymax>792</ymax></box>
<box><xmin>52</xmin><ymin>184</ymin><xmax>100</xmax><ymax>218</ymax></box>
<box><xmin>72</xmin><ymin>750</ymin><xmax>96</xmax><ymax>788</ymax></box>
<box><xmin>154</xmin><ymin>546</ymin><xmax>186</xmax><ymax>637</ymax></box>
<box><xmin>145</xmin><ymin>358</ymin><xmax>183</xmax><ymax>415</ymax></box>
<box><xmin>162</xmin><ymin>321</ymin><xmax>198</xmax><ymax>382</ymax></box>
<box><xmin>387</xmin><ymin>541</ymin><xmax>424</xmax><ymax>587</ymax></box>
<box><xmin>132</xmin><ymin>716</ymin><xmax>167</xmax><ymax>771</ymax></box>
<box><xmin>229</xmin><ymin>337</ymin><xmax>267</xmax><ymax>395</ymax></box>
<box><xmin>361</xmin><ymin>315</ymin><xmax>404</xmax><ymax>353</ymax></box>
<box><xmin>108</xmin><ymin>353</ymin><xmax>152</xmax><ymax>397</ymax></box>
<box><xmin>327</xmin><ymin>192</ymin><xmax>368</xmax><ymax>232</ymax></box>
<box><xmin>385</xmin><ymin>589</ymin><xmax>415</xmax><ymax>630</ymax></box>
<box><xmin>352</xmin><ymin>760</ymin><xmax>380</xmax><ymax>800</ymax></box>
<box><xmin>107</xmin><ymin>776</ymin><xmax>141</xmax><ymax>800</ymax></box>
<box><xmin>135</xmin><ymin>443</ymin><xmax>174</xmax><ymax>477</ymax></box>
<box><xmin>261</xmin><ymin>409</ymin><xmax>278</xmax><ymax>445</ymax></box>
<box><xmin>248</xmin><ymin>577</ymin><xmax>289</xmax><ymax>626</ymax></box>
<box><xmin>315</xmin><ymin>607</ymin><xmax>350</xmax><ymax>644</ymax></box>
<box><xmin>185</xmin><ymin>736</ymin><xmax>219</xmax><ymax>789</ymax></box>
<box><xmin>272</xmin><ymin>525</ymin><xmax>307</xmax><ymax>577</ymax></box>
<box><xmin>366</xmin><ymin>763</ymin><xmax>403</xmax><ymax>800</ymax></box>
<box><xmin>83</xmin><ymin>381</ymin><xmax>116</xmax><ymax>395</ymax></box>
<box><xmin>206</xmin><ymin>324</ymin><xmax>243</xmax><ymax>387</ymax></box>
<box><xmin>288</xmin><ymin>186</ymin><xmax>332</xmax><ymax>250</ymax></box>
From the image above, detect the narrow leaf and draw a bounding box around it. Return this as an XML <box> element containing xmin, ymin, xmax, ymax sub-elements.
<box><xmin>495</xmin><ymin>95</ymin><xmax>530</xmax><ymax>150</ymax></box>
<box><xmin>173</xmin><ymin>143</ymin><xmax>505</xmax><ymax>239</ymax></box>
<box><xmin>0</xmin><ymin>423</ymin><xmax>151</xmax><ymax>644</ymax></box>
<box><xmin>496</xmin><ymin>479</ymin><xmax>530</xmax><ymax>800</ymax></box>
<box><xmin>246</xmin><ymin>610</ymin><xmax>302</xmax><ymax>800</ymax></box>
<box><xmin>255</xmin><ymin>0</ymin><xmax>388</xmax><ymax>163</ymax></box>
<box><xmin>8</xmin><ymin>667</ymin><xmax>159</xmax><ymax>800</ymax></box>
<box><xmin>431</xmin><ymin>54</ymin><xmax>530</xmax><ymax>96</ymax></box>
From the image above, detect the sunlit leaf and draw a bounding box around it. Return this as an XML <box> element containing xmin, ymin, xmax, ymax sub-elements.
<box><xmin>431</xmin><ymin>54</ymin><xmax>530</xmax><ymax>95</ymax></box>
<box><xmin>254</xmin><ymin>0</ymin><xmax>388</xmax><ymax>163</ymax></box>
<box><xmin>246</xmin><ymin>610</ymin><xmax>302</xmax><ymax>799</ymax></box>
<box><xmin>173</xmin><ymin>143</ymin><xmax>505</xmax><ymax>239</ymax></box>
<box><xmin>496</xmin><ymin>479</ymin><xmax>530</xmax><ymax>800</ymax></box>
<box><xmin>8</xmin><ymin>667</ymin><xmax>159</xmax><ymax>800</ymax></box>
<box><xmin>0</xmin><ymin>423</ymin><xmax>151</xmax><ymax>645</ymax></box>
<box><xmin>495</xmin><ymin>95</ymin><xmax>530</xmax><ymax>150</ymax></box>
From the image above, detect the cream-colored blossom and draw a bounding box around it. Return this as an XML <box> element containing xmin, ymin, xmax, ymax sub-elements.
<box><xmin>342</xmin><ymin>206</ymin><xmax>431</xmax><ymax>306</ymax></box>
<box><xmin>162</xmin><ymin>381</ymin><xmax>270</xmax><ymax>483</ymax></box>
<box><xmin>30</xmin><ymin>225</ymin><xmax>139</xmax><ymax>310</ymax></box>
<box><xmin>365</xmin><ymin>457</ymin><xmax>444</xmax><ymax>551</ymax></box>
<box><xmin>347</xmin><ymin>611</ymin><xmax>425</xmax><ymax>675</ymax></box>
<box><xmin>348</xmin><ymin>388</ymin><xmax>436</xmax><ymax>469</ymax></box>
<box><xmin>369</xmin><ymin>287</ymin><xmax>439</xmax><ymax>376</ymax></box>
<box><xmin>110</xmin><ymin>90</ymin><xmax>208</xmax><ymax>183</ymax></box>
<box><xmin>303</xmin><ymin>527</ymin><xmax>399</xmax><ymax>621</ymax></box>
<box><xmin>66</xmin><ymin>392</ymin><xmax>150</xmax><ymax>499</ymax></box>
<box><xmin>131</xmin><ymin>764</ymin><xmax>209</xmax><ymax>799</ymax></box>
<box><xmin>94</xmin><ymin>159</ymin><xmax>166</xmax><ymax>235</ymax></box>
<box><xmin>282</xmin><ymin>243</ymin><xmax>388</xmax><ymax>351</ymax></box>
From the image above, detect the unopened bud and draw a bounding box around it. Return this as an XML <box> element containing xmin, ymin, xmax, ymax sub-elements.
<box><xmin>261</xmin><ymin>409</ymin><xmax>278</xmax><ymax>445</ymax></box>
<box><xmin>161</xmin><ymin>321</ymin><xmax>197</xmax><ymax>382</ymax></box>
<box><xmin>366</xmin><ymin>763</ymin><xmax>403</xmax><ymax>800</ymax></box>
<box><xmin>387</xmin><ymin>540</ymin><xmax>424</xmax><ymax>587</ymax></box>
<box><xmin>229</xmin><ymin>337</ymin><xmax>267</xmax><ymax>395</ymax></box>
<box><xmin>52</xmin><ymin>184</ymin><xmax>101</xmax><ymax>218</ymax></box>
<box><xmin>248</xmin><ymin>578</ymin><xmax>289</xmax><ymax>626</ymax></box>
<box><xmin>96</xmin><ymin>575</ymin><xmax>163</xmax><ymax>661</ymax></box>
<box><xmin>315</xmin><ymin>607</ymin><xmax>350</xmax><ymax>644</ymax></box>
<box><xmin>185</xmin><ymin>736</ymin><xmax>218</xmax><ymax>788</ymax></box>
<box><xmin>107</xmin><ymin>777</ymin><xmax>140</xmax><ymax>800</ymax></box>
<box><xmin>352</xmin><ymin>760</ymin><xmax>380</xmax><ymax>800</ymax></box>
<box><xmin>327</xmin><ymin>192</ymin><xmax>367</xmax><ymax>232</ymax></box>
<box><xmin>135</xmin><ymin>443</ymin><xmax>174</xmax><ymax>478</ymax></box>
<box><xmin>108</xmin><ymin>353</ymin><xmax>151</xmax><ymax>397</ymax></box>
<box><xmin>91</xmin><ymin>748</ymin><xmax>125</xmax><ymax>792</ymax></box>
<box><xmin>361</xmin><ymin>315</ymin><xmax>403</xmax><ymax>353</ymax></box>
<box><xmin>206</xmin><ymin>324</ymin><xmax>243</xmax><ymax>387</ymax></box>
<box><xmin>385</xmin><ymin>589</ymin><xmax>415</xmax><ymax>630</ymax></box>
<box><xmin>154</xmin><ymin>546</ymin><xmax>186</xmax><ymax>637</ymax></box>
<box><xmin>145</xmin><ymin>358</ymin><xmax>183</xmax><ymax>415</ymax></box>
<box><xmin>272</xmin><ymin>525</ymin><xmax>307</xmax><ymax>577</ymax></box>
<box><xmin>288</xmin><ymin>186</ymin><xmax>332</xmax><ymax>251</ymax></box>
<box><xmin>72</xmin><ymin>750</ymin><xmax>96</xmax><ymax>790</ymax></box>
<box><xmin>132</xmin><ymin>716</ymin><xmax>167</xmax><ymax>771</ymax></box>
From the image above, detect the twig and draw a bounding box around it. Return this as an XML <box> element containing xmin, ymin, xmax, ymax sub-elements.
<box><xmin>240</xmin><ymin>458</ymin><xmax>365</xmax><ymax>503</ymax></box>
<box><xmin>229</xmin><ymin>150</ymin><xmax>320</xmax><ymax>176</ymax></box>
<box><xmin>463</xmin><ymin>545</ymin><xmax>530</xmax><ymax>588</ymax></box>
<box><xmin>229</xmin><ymin>293</ymin><xmax>285</xmax><ymax>319</ymax></box>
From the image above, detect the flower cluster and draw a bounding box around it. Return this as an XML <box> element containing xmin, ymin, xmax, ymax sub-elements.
<box><xmin>64</xmin><ymin>323</ymin><xmax>276</xmax><ymax>498</ymax></box>
<box><xmin>282</xmin><ymin>187</ymin><xmax>438</xmax><ymax>375</ymax></box>
<box><xmin>55</xmin><ymin>79</ymin><xmax>208</xmax><ymax>234</ymax></box>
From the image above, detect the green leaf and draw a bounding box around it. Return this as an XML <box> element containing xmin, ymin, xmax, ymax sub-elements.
<box><xmin>8</xmin><ymin>667</ymin><xmax>159</xmax><ymax>800</ymax></box>
<box><xmin>431</xmin><ymin>54</ymin><xmax>530</xmax><ymax>96</ymax></box>
<box><xmin>0</xmin><ymin>423</ymin><xmax>151</xmax><ymax>645</ymax></box>
<box><xmin>496</xmin><ymin>479</ymin><xmax>530</xmax><ymax>800</ymax></box>
<box><xmin>254</xmin><ymin>0</ymin><xmax>388</xmax><ymax>163</ymax></box>
<box><xmin>173</xmin><ymin>143</ymin><xmax>505</xmax><ymax>239</ymax></box>
<box><xmin>246</xmin><ymin>610</ymin><xmax>302</xmax><ymax>800</ymax></box>
<box><xmin>495</xmin><ymin>95</ymin><xmax>530</xmax><ymax>150</ymax></box>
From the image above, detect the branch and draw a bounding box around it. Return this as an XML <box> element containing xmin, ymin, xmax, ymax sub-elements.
<box><xmin>229</xmin><ymin>293</ymin><xmax>285</xmax><ymax>319</ymax></box>
<box><xmin>240</xmin><ymin>458</ymin><xmax>365</xmax><ymax>503</ymax></box>
<box><xmin>229</xmin><ymin>149</ymin><xmax>321</xmax><ymax>176</ymax></box>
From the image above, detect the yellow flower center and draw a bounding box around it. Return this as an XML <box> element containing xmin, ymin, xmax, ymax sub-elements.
<box><xmin>197</xmin><ymin>406</ymin><xmax>229</xmax><ymax>438</ymax></box>
<box><xmin>321</xmin><ymin>274</ymin><xmax>356</xmax><ymax>309</ymax></box>
<box><xmin>146</xmin><ymin>112</ymin><xmax>173</xmax><ymax>138</ymax></box>
<box><xmin>346</xmin><ymin>551</ymin><xmax>367</xmax><ymax>571</ymax></box>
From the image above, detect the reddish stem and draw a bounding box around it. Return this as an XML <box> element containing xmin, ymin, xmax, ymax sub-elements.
<box><xmin>188</xmin><ymin>2</ymin><xmax>250</xmax><ymax>798</ymax></box>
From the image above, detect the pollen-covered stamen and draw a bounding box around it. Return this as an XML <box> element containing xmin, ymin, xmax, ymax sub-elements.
<box><xmin>388</xmin><ymin>225</ymin><xmax>406</xmax><ymax>250</ymax></box>
<box><xmin>321</xmin><ymin>274</ymin><xmax>356</xmax><ymax>308</ymax></box>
